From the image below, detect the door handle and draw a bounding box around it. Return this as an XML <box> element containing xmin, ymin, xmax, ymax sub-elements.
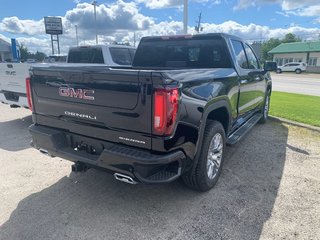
<box><xmin>240</xmin><ymin>79</ymin><xmax>248</xmax><ymax>84</ymax></box>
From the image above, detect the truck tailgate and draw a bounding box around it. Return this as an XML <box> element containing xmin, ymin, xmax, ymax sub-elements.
<box><xmin>31</xmin><ymin>65</ymin><xmax>152</xmax><ymax>149</ymax></box>
<box><xmin>0</xmin><ymin>63</ymin><xmax>31</xmax><ymax>93</ymax></box>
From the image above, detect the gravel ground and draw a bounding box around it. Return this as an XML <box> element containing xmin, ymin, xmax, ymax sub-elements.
<box><xmin>0</xmin><ymin>104</ymin><xmax>319</xmax><ymax>240</ymax></box>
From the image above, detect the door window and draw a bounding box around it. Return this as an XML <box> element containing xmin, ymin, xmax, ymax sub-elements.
<box><xmin>244</xmin><ymin>44</ymin><xmax>259</xmax><ymax>69</ymax></box>
<box><xmin>231</xmin><ymin>40</ymin><xmax>248</xmax><ymax>69</ymax></box>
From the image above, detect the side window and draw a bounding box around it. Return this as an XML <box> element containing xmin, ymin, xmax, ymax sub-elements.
<box><xmin>231</xmin><ymin>40</ymin><xmax>248</xmax><ymax>69</ymax></box>
<box><xmin>244</xmin><ymin>44</ymin><xmax>259</xmax><ymax>69</ymax></box>
<box><xmin>109</xmin><ymin>48</ymin><xmax>132</xmax><ymax>65</ymax></box>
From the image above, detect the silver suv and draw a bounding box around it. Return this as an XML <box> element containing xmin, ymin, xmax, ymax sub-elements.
<box><xmin>276</xmin><ymin>62</ymin><xmax>306</xmax><ymax>74</ymax></box>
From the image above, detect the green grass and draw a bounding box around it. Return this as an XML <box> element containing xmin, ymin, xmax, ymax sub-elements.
<box><xmin>269</xmin><ymin>91</ymin><xmax>320</xmax><ymax>127</ymax></box>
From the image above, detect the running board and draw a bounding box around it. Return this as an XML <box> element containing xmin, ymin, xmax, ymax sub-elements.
<box><xmin>227</xmin><ymin>113</ymin><xmax>262</xmax><ymax>145</ymax></box>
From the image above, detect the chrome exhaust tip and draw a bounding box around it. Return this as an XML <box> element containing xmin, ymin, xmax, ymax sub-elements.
<box><xmin>114</xmin><ymin>173</ymin><xmax>138</xmax><ymax>185</ymax></box>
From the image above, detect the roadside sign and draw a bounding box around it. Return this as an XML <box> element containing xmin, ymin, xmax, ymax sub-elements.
<box><xmin>44</xmin><ymin>17</ymin><xmax>63</xmax><ymax>35</ymax></box>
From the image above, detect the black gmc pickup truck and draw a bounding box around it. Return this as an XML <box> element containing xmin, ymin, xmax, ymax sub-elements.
<box><xmin>28</xmin><ymin>33</ymin><xmax>276</xmax><ymax>191</ymax></box>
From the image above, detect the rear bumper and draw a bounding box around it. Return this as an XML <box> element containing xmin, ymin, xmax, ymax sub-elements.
<box><xmin>0</xmin><ymin>91</ymin><xmax>28</xmax><ymax>108</ymax></box>
<box><xmin>29</xmin><ymin>124</ymin><xmax>186</xmax><ymax>183</ymax></box>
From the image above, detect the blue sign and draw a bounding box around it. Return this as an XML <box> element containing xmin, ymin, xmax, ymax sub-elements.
<box><xmin>11</xmin><ymin>38</ymin><xmax>20</xmax><ymax>62</ymax></box>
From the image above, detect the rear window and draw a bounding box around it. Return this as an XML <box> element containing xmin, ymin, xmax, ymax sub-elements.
<box><xmin>67</xmin><ymin>47</ymin><xmax>104</xmax><ymax>64</ymax></box>
<box><xmin>44</xmin><ymin>55</ymin><xmax>67</xmax><ymax>63</ymax></box>
<box><xmin>109</xmin><ymin>48</ymin><xmax>135</xmax><ymax>65</ymax></box>
<box><xmin>133</xmin><ymin>36</ymin><xmax>232</xmax><ymax>69</ymax></box>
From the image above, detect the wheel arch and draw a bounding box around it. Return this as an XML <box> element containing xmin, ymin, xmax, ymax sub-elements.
<box><xmin>194</xmin><ymin>100</ymin><xmax>232</xmax><ymax>158</ymax></box>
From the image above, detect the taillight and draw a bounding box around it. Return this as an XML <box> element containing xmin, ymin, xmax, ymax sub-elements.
<box><xmin>26</xmin><ymin>77</ymin><xmax>33</xmax><ymax>112</ymax></box>
<box><xmin>153</xmin><ymin>87</ymin><xmax>179</xmax><ymax>136</ymax></box>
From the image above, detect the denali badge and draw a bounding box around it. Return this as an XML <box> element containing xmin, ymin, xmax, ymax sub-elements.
<box><xmin>59</xmin><ymin>87</ymin><xmax>95</xmax><ymax>100</ymax></box>
<box><xmin>64</xmin><ymin>111</ymin><xmax>97</xmax><ymax>120</ymax></box>
<box><xmin>119</xmin><ymin>136</ymin><xmax>146</xmax><ymax>145</ymax></box>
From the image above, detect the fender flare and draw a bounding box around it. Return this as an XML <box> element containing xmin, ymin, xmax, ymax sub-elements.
<box><xmin>192</xmin><ymin>99</ymin><xmax>232</xmax><ymax>163</ymax></box>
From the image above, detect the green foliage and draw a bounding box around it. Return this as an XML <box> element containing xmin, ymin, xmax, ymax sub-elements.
<box><xmin>19</xmin><ymin>44</ymin><xmax>47</xmax><ymax>62</ymax></box>
<box><xmin>19</xmin><ymin>44</ymin><xmax>29</xmax><ymax>60</ymax></box>
<box><xmin>261</xmin><ymin>38</ymin><xmax>282</xmax><ymax>61</ymax></box>
<box><xmin>261</xmin><ymin>33</ymin><xmax>301</xmax><ymax>62</ymax></box>
<box><xmin>282</xmin><ymin>33</ymin><xmax>301</xmax><ymax>43</ymax></box>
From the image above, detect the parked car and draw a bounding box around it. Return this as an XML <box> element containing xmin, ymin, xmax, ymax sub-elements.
<box><xmin>28</xmin><ymin>33</ymin><xmax>276</xmax><ymax>191</ymax></box>
<box><xmin>276</xmin><ymin>62</ymin><xmax>306</xmax><ymax>74</ymax></box>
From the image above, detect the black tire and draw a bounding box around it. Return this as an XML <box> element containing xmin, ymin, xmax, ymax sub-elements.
<box><xmin>276</xmin><ymin>68</ymin><xmax>282</xmax><ymax>73</ymax></box>
<box><xmin>295</xmin><ymin>68</ymin><xmax>301</xmax><ymax>74</ymax></box>
<box><xmin>259</xmin><ymin>90</ymin><xmax>271</xmax><ymax>124</ymax></box>
<box><xmin>182</xmin><ymin>120</ymin><xmax>226</xmax><ymax>192</ymax></box>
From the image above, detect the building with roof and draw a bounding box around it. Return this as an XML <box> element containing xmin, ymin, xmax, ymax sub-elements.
<box><xmin>0</xmin><ymin>38</ymin><xmax>12</xmax><ymax>62</ymax></box>
<box><xmin>269</xmin><ymin>41</ymin><xmax>320</xmax><ymax>72</ymax></box>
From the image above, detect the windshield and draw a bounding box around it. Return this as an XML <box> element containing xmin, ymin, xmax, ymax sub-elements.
<box><xmin>133</xmin><ymin>36</ymin><xmax>232</xmax><ymax>69</ymax></box>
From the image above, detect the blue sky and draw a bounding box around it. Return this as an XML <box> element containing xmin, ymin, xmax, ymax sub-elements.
<box><xmin>0</xmin><ymin>0</ymin><xmax>320</xmax><ymax>54</ymax></box>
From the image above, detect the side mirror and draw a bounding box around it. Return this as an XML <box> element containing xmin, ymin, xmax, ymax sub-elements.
<box><xmin>264</xmin><ymin>61</ymin><xmax>277</xmax><ymax>72</ymax></box>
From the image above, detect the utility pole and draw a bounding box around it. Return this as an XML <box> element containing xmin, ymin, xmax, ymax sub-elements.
<box><xmin>133</xmin><ymin>32</ymin><xmax>136</xmax><ymax>47</ymax></box>
<box><xmin>195</xmin><ymin>12</ymin><xmax>202</xmax><ymax>33</ymax></box>
<box><xmin>92</xmin><ymin>0</ymin><xmax>98</xmax><ymax>44</ymax></box>
<box><xmin>183</xmin><ymin>0</ymin><xmax>188</xmax><ymax>34</ymax></box>
<box><xmin>75</xmin><ymin>25</ymin><xmax>79</xmax><ymax>46</ymax></box>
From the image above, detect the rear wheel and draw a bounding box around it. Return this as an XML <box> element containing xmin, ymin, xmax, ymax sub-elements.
<box><xmin>182</xmin><ymin>120</ymin><xmax>225</xmax><ymax>192</ymax></box>
<box><xmin>295</xmin><ymin>68</ymin><xmax>302</xmax><ymax>74</ymax></box>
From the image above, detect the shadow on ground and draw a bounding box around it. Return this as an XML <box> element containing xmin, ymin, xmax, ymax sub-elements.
<box><xmin>0</xmin><ymin>116</ymin><xmax>32</xmax><ymax>151</ymax></box>
<box><xmin>0</xmin><ymin>121</ymin><xmax>288</xmax><ymax>240</ymax></box>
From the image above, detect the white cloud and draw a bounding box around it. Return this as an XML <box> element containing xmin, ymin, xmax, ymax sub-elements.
<box><xmin>275</xmin><ymin>11</ymin><xmax>289</xmax><ymax>17</ymax></box>
<box><xmin>5</xmin><ymin>18</ymin><xmax>320</xmax><ymax>55</ymax></box>
<box><xmin>65</xmin><ymin>1</ymin><xmax>154</xmax><ymax>36</ymax></box>
<box><xmin>16</xmin><ymin>37</ymin><xmax>55</xmax><ymax>54</ymax></box>
<box><xmin>234</xmin><ymin>0</ymin><xmax>320</xmax><ymax>18</ymax></box>
<box><xmin>136</xmin><ymin>0</ymin><xmax>181</xmax><ymax>9</ymax></box>
<box><xmin>1</xmin><ymin>1</ymin><xmax>320</xmax><ymax>55</ymax></box>
<box><xmin>287</xmin><ymin>5</ymin><xmax>320</xmax><ymax>17</ymax></box>
<box><xmin>136</xmin><ymin>0</ymin><xmax>212</xmax><ymax>9</ymax></box>
<box><xmin>234</xmin><ymin>0</ymin><xmax>280</xmax><ymax>11</ymax></box>
<box><xmin>0</xmin><ymin>17</ymin><xmax>45</xmax><ymax>35</ymax></box>
<box><xmin>280</xmin><ymin>0</ymin><xmax>319</xmax><ymax>11</ymax></box>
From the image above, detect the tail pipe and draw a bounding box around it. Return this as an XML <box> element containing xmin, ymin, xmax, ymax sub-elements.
<box><xmin>114</xmin><ymin>173</ymin><xmax>138</xmax><ymax>185</ymax></box>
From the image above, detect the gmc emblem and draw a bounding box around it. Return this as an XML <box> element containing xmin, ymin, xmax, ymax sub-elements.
<box><xmin>59</xmin><ymin>87</ymin><xmax>95</xmax><ymax>101</ymax></box>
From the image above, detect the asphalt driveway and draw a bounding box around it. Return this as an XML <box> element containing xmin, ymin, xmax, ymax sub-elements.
<box><xmin>271</xmin><ymin>72</ymin><xmax>320</xmax><ymax>96</ymax></box>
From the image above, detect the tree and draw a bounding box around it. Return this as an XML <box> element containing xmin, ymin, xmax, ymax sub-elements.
<box><xmin>261</xmin><ymin>38</ymin><xmax>282</xmax><ymax>61</ymax></box>
<box><xmin>18</xmin><ymin>44</ymin><xmax>46</xmax><ymax>62</ymax></box>
<box><xmin>19</xmin><ymin>44</ymin><xmax>29</xmax><ymax>60</ymax></box>
<box><xmin>32</xmin><ymin>51</ymin><xmax>46</xmax><ymax>61</ymax></box>
<box><xmin>282</xmin><ymin>33</ymin><xmax>301</xmax><ymax>43</ymax></box>
<box><xmin>260</xmin><ymin>33</ymin><xmax>301</xmax><ymax>62</ymax></box>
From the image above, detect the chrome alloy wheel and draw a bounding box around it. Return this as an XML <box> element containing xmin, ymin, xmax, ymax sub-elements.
<box><xmin>264</xmin><ymin>95</ymin><xmax>270</xmax><ymax>118</ymax></box>
<box><xmin>207</xmin><ymin>133</ymin><xmax>223</xmax><ymax>180</ymax></box>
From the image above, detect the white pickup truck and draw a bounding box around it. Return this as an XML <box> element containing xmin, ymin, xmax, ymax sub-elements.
<box><xmin>0</xmin><ymin>62</ymin><xmax>32</xmax><ymax>108</ymax></box>
<box><xmin>0</xmin><ymin>44</ymin><xmax>136</xmax><ymax>108</ymax></box>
